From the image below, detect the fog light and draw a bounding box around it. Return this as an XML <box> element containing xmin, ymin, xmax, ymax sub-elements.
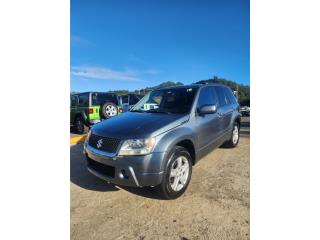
<box><xmin>120</xmin><ymin>169</ymin><xmax>129</xmax><ymax>179</ymax></box>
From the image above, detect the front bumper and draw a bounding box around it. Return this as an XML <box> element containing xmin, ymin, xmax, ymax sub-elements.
<box><xmin>83</xmin><ymin>143</ymin><xmax>165</xmax><ymax>187</ymax></box>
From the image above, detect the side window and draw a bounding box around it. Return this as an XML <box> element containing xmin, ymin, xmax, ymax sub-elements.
<box><xmin>224</xmin><ymin>87</ymin><xmax>237</xmax><ymax>104</ymax></box>
<box><xmin>197</xmin><ymin>87</ymin><xmax>217</xmax><ymax>108</ymax></box>
<box><xmin>129</xmin><ymin>95</ymin><xmax>137</xmax><ymax>105</ymax></box>
<box><xmin>215</xmin><ymin>86</ymin><xmax>230</xmax><ymax>107</ymax></box>
<box><xmin>78</xmin><ymin>93</ymin><xmax>89</xmax><ymax>106</ymax></box>
<box><xmin>122</xmin><ymin>95</ymin><xmax>129</xmax><ymax>104</ymax></box>
<box><xmin>71</xmin><ymin>95</ymin><xmax>78</xmax><ymax>107</ymax></box>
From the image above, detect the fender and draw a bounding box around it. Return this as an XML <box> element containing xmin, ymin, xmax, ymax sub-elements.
<box><xmin>75</xmin><ymin>111</ymin><xmax>87</xmax><ymax>123</ymax></box>
<box><xmin>153</xmin><ymin>126</ymin><xmax>197</xmax><ymax>172</ymax></box>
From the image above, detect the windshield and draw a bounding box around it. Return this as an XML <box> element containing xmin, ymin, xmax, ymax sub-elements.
<box><xmin>131</xmin><ymin>87</ymin><xmax>198</xmax><ymax>114</ymax></box>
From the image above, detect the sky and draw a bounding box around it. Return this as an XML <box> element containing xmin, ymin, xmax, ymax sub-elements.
<box><xmin>71</xmin><ymin>0</ymin><xmax>249</xmax><ymax>92</ymax></box>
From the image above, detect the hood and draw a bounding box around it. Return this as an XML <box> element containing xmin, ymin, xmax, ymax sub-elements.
<box><xmin>92</xmin><ymin>112</ymin><xmax>189</xmax><ymax>139</ymax></box>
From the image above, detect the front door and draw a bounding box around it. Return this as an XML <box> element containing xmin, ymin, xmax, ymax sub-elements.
<box><xmin>194</xmin><ymin>86</ymin><xmax>220</xmax><ymax>150</ymax></box>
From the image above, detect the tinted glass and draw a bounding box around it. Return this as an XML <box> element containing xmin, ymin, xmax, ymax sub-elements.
<box><xmin>131</xmin><ymin>87</ymin><xmax>198</xmax><ymax>114</ymax></box>
<box><xmin>92</xmin><ymin>93</ymin><xmax>118</xmax><ymax>105</ymax></box>
<box><xmin>78</xmin><ymin>93</ymin><xmax>89</xmax><ymax>106</ymax></box>
<box><xmin>197</xmin><ymin>86</ymin><xmax>216</xmax><ymax>108</ymax></box>
<box><xmin>71</xmin><ymin>95</ymin><xmax>78</xmax><ymax>107</ymax></box>
<box><xmin>215</xmin><ymin>86</ymin><xmax>230</xmax><ymax>107</ymax></box>
<box><xmin>122</xmin><ymin>95</ymin><xmax>129</xmax><ymax>104</ymax></box>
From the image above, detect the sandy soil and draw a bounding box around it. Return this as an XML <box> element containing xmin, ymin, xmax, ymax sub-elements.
<box><xmin>71</xmin><ymin>124</ymin><xmax>249</xmax><ymax>240</ymax></box>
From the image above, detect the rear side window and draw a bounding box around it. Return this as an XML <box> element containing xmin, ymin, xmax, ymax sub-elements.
<box><xmin>121</xmin><ymin>95</ymin><xmax>129</xmax><ymax>104</ymax></box>
<box><xmin>197</xmin><ymin>86</ymin><xmax>217</xmax><ymax>107</ymax></box>
<box><xmin>224</xmin><ymin>87</ymin><xmax>238</xmax><ymax>104</ymax></box>
<box><xmin>78</xmin><ymin>93</ymin><xmax>89</xmax><ymax>106</ymax></box>
<box><xmin>71</xmin><ymin>95</ymin><xmax>78</xmax><ymax>107</ymax></box>
<box><xmin>215</xmin><ymin>86</ymin><xmax>230</xmax><ymax>107</ymax></box>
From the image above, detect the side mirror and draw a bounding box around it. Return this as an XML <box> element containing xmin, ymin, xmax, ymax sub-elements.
<box><xmin>198</xmin><ymin>104</ymin><xmax>217</xmax><ymax>115</ymax></box>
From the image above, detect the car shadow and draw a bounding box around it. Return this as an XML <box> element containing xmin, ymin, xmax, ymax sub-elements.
<box><xmin>240</xmin><ymin>117</ymin><xmax>250</xmax><ymax>138</ymax></box>
<box><xmin>70</xmin><ymin>144</ymin><xmax>119</xmax><ymax>192</ymax></box>
<box><xmin>70</xmin><ymin>144</ymin><xmax>165</xmax><ymax>199</ymax></box>
<box><xmin>120</xmin><ymin>186</ymin><xmax>165</xmax><ymax>200</ymax></box>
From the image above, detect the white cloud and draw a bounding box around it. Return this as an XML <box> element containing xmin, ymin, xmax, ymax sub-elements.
<box><xmin>71</xmin><ymin>66</ymin><xmax>158</xmax><ymax>82</ymax></box>
<box><xmin>70</xmin><ymin>35</ymin><xmax>94</xmax><ymax>46</ymax></box>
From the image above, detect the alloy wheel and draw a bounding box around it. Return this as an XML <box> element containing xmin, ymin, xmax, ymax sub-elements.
<box><xmin>232</xmin><ymin>125</ymin><xmax>239</xmax><ymax>144</ymax></box>
<box><xmin>169</xmin><ymin>156</ymin><xmax>190</xmax><ymax>192</ymax></box>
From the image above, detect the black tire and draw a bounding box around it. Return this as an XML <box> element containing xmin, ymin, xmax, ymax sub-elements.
<box><xmin>101</xmin><ymin>102</ymin><xmax>118</xmax><ymax>119</ymax></box>
<box><xmin>74</xmin><ymin>115</ymin><xmax>89</xmax><ymax>134</ymax></box>
<box><xmin>156</xmin><ymin>146</ymin><xmax>192</xmax><ymax>200</ymax></box>
<box><xmin>223</xmin><ymin>122</ymin><xmax>240</xmax><ymax>148</ymax></box>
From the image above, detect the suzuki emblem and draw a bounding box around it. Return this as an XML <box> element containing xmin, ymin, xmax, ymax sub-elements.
<box><xmin>97</xmin><ymin>139</ymin><xmax>103</xmax><ymax>148</ymax></box>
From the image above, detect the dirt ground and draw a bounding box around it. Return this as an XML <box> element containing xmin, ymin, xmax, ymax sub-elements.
<box><xmin>70</xmin><ymin>119</ymin><xmax>250</xmax><ymax>240</ymax></box>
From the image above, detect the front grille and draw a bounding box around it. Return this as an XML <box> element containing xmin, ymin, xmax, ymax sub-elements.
<box><xmin>87</xmin><ymin>157</ymin><xmax>115</xmax><ymax>178</ymax></box>
<box><xmin>88</xmin><ymin>134</ymin><xmax>121</xmax><ymax>153</ymax></box>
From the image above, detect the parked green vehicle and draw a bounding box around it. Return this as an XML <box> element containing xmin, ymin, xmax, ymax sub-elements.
<box><xmin>70</xmin><ymin>92</ymin><xmax>123</xmax><ymax>134</ymax></box>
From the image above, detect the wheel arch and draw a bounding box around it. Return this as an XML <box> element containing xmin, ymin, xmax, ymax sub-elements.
<box><xmin>74</xmin><ymin>111</ymin><xmax>87</xmax><ymax>123</ymax></box>
<box><xmin>175</xmin><ymin>139</ymin><xmax>196</xmax><ymax>165</ymax></box>
<box><xmin>235</xmin><ymin>115</ymin><xmax>241</xmax><ymax>128</ymax></box>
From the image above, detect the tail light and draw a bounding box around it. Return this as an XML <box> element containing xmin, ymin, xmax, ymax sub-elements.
<box><xmin>119</xmin><ymin>108</ymin><xmax>123</xmax><ymax>113</ymax></box>
<box><xmin>89</xmin><ymin>108</ymin><xmax>93</xmax><ymax>114</ymax></box>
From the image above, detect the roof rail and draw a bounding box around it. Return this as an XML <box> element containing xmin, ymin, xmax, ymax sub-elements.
<box><xmin>193</xmin><ymin>81</ymin><xmax>209</xmax><ymax>85</ymax></box>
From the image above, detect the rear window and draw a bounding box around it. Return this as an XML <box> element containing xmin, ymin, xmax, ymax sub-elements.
<box><xmin>92</xmin><ymin>93</ymin><xmax>118</xmax><ymax>105</ymax></box>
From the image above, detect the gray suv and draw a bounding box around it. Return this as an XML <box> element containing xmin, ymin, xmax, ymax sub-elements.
<box><xmin>83</xmin><ymin>84</ymin><xmax>241</xmax><ymax>199</ymax></box>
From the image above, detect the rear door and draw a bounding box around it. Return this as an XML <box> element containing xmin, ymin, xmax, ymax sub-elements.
<box><xmin>214</xmin><ymin>86</ymin><xmax>233</xmax><ymax>133</ymax></box>
<box><xmin>194</xmin><ymin>86</ymin><xmax>221</xmax><ymax>150</ymax></box>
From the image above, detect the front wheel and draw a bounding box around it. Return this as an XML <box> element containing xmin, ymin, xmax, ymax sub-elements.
<box><xmin>156</xmin><ymin>146</ymin><xmax>192</xmax><ymax>199</ymax></box>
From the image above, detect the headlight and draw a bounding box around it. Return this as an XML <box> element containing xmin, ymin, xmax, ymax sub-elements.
<box><xmin>119</xmin><ymin>137</ymin><xmax>156</xmax><ymax>156</ymax></box>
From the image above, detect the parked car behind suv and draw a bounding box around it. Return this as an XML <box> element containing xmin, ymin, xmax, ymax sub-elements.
<box><xmin>118</xmin><ymin>93</ymin><xmax>143</xmax><ymax>112</ymax></box>
<box><xmin>240</xmin><ymin>106</ymin><xmax>250</xmax><ymax>116</ymax></box>
<box><xmin>84</xmin><ymin>84</ymin><xmax>240</xmax><ymax>199</ymax></box>
<box><xmin>70</xmin><ymin>92</ymin><xmax>123</xmax><ymax>134</ymax></box>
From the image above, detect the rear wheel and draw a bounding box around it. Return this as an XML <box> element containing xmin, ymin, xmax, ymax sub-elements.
<box><xmin>101</xmin><ymin>102</ymin><xmax>118</xmax><ymax>119</ymax></box>
<box><xmin>74</xmin><ymin>115</ymin><xmax>89</xmax><ymax>134</ymax></box>
<box><xmin>223</xmin><ymin>122</ymin><xmax>240</xmax><ymax>148</ymax></box>
<box><xmin>156</xmin><ymin>146</ymin><xmax>192</xmax><ymax>199</ymax></box>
